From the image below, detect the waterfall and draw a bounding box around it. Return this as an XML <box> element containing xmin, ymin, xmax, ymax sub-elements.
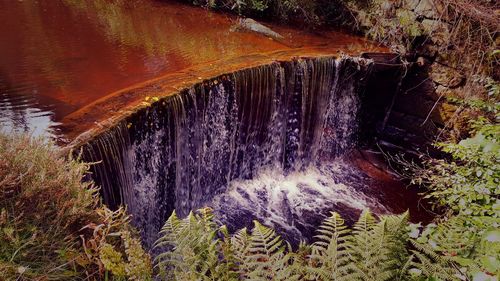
<box><xmin>82</xmin><ymin>56</ymin><xmax>372</xmax><ymax>247</ymax></box>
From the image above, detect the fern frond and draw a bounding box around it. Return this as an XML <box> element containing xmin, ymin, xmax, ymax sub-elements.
<box><xmin>381</xmin><ymin>212</ymin><xmax>411</xmax><ymax>278</ymax></box>
<box><xmin>154</xmin><ymin>210</ymin><xmax>183</xmax><ymax>249</ymax></box>
<box><xmin>410</xmin><ymin>239</ymin><xmax>459</xmax><ymax>280</ymax></box>
<box><xmin>231</xmin><ymin>227</ymin><xmax>250</xmax><ymax>264</ymax></box>
<box><xmin>153</xmin><ymin>208</ymin><xmax>468</xmax><ymax>281</ymax></box>
<box><xmin>350</xmin><ymin>209</ymin><xmax>377</xmax><ymax>261</ymax></box>
<box><xmin>410</xmin><ymin>250</ymin><xmax>459</xmax><ymax>280</ymax></box>
<box><xmin>154</xmin><ymin>209</ymin><xmax>222</xmax><ymax>281</ymax></box>
<box><xmin>245</xmin><ymin>220</ymin><xmax>288</xmax><ymax>280</ymax></box>
<box><xmin>310</xmin><ymin>212</ymin><xmax>354</xmax><ymax>280</ymax></box>
<box><xmin>215</xmin><ymin>225</ymin><xmax>240</xmax><ymax>280</ymax></box>
<box><xmin>349</xmin><ymin>210</ymin><xmax>377</xmax><ymax>280</ymax></box>
<box><xmin>349</xmin><ymin>211</ymin><xmax>412</xmax><ymax>281</ymax></box>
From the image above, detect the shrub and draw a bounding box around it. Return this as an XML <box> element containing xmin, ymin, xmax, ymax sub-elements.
<box><xmin>386</xmin><ymin>79</ymin><xmax>500</xmax><ymax>280</ymax></box>
<box><xmin>410</xmin><ymin>110</ymin><xmax>500</xmax><ymax>279</ymax></box>
<box><xmin>0</xmin><ymin>133</ymin><xmax>151</xmax><ymax>280</ymax></box>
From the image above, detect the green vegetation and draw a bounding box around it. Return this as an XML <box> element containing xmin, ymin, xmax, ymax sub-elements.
<box><xmin>154</xmin><ymin>207</ymin><xmax>460</xmax><ymax>280</ymax></box>
<box><xmin>0</xmin><ymin>133</ymin><xmax>151</xmax><ymax>280</ymax></box>
<box><xmin>408</xmin><ymin>81</ymin><xmax>500</xmax><ymax>280</ymax></box>
<box><xmin>1</xmin><ymin>117</ymin><xmax>497</xmax><ymax>280</ymax></box>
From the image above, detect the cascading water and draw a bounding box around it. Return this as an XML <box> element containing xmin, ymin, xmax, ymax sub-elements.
<box><xmin>82</xmin><ymin>56</ymin><xmax>380</xmax><ymax>248</ymax></box>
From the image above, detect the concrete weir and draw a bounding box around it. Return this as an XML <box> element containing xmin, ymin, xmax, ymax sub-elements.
<box><xmin>62</xmin><ymin>53</ymin><xmax>419</xmax><ymax>249</ymax></box>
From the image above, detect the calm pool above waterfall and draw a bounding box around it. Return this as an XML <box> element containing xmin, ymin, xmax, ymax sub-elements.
<box><xmin>0</xmin><ymin>0</ymin><xmax>383</xmax><ymax>138</ymax></box>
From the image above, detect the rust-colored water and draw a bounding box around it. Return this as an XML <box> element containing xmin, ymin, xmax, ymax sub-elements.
<box><xmin>0</xmin><ymin>0</ymin><xmax>383</xmax><ymax>138</ymax></box>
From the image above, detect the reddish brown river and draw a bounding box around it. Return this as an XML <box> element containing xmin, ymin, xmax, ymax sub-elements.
<box><xmin>0</xmin><ymin>0</ymin><xmax>383</xmax><ymax>139</ymax></box>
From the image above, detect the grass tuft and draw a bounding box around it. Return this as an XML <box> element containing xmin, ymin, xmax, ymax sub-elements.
<box><xmin>0</xmin><ymin>132</ymin><xmax>151</xmax><ymax>280</ymax></box>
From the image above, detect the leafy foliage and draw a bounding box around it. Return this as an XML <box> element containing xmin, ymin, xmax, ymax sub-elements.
<box><xmin>413</xmin><ymin>78</ymin><xmax>499</xmax><ymax>218</ymax></box>
<box><xmin>155</xmin><ymin>208</ymin><xmax>459</xmax><ymax>280</ymax></box>
<box><xmin>152</xmin><ymin>90</ymin><xmax>500</xmax><ymax>281</ymax></box>
<box><xmin>413</xmin><ymin>216</ymin><xmax>500</xmax><ymax>280</ymax></box>
<box><xmin>405</xmin><ymin>80</ymin><xmax>500</xmax><ymax>280</ymax></box>
<box><xmin>186</xmin><ymin>0</ymin><xmax>352</xmax><ymax>26</ymax></box>
<box><xmin>0</xmin><ymin>133</ymin><xmax>151</xmax><ymax>280</ymax></box>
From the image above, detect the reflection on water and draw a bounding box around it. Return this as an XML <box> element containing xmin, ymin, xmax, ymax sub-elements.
<box><xmin>0</xmin><ymin>0</ymin><xmax>378</xmax><ymax>138</ymax></box>
<box><xmin>0</xmin><ymin>90</ymin><xmax>60</xmax><ymax>138</ymax></box>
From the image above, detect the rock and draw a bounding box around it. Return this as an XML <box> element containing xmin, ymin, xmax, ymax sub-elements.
<box><xmin>435</xmin><ymin>85</ymin><xmax>452</xmax><ymax>99</ymax></box>
<box><xmin>414</xmin><ymin>42</ymin><xmax>439</xmax><ymax>59</ymax></box>
<box><xmin>416</xmin><ymin>56</ymin><xmax>428</xmax><ymax>66</ymax></box>
<box><xmin>421</xmin><ymin>19</ymin><xmax>448</xmax><ymax>33</ymax></box>
<box><xmin>435</xmin><ymin>85</ymin><xmax>455</xmax><ymax>97</ymax></box>
<box><xmin>380</xmin><ymin>2</ymin><xmax>395</xmax><ymax>17</ymax></box>
<box><xmin>414</xmin><ymin>0</ymin><xmax>434</xmax><ymax>15</ymax></box>
<box><xmin>233</xmin><ymin>18</ymin><xmax>284</xmax><ymax>40</ymax></box>
<box><xmin>430</xmin><ymin>63</ymin><xmax>465</xmax><ymax>88</ymax></box>
<box><xmin>411</xmin><ymin>0</ymin><xmax>445</xmax><ymax>19</ymax></box>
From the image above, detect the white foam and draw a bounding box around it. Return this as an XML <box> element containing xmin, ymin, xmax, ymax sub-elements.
<box><xmin>210</xmin><ymin>159</ymin><xmax>390</xmax><ymax>243</ymax></box>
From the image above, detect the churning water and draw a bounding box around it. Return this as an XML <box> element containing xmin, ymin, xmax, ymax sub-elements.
<box><xmin>81</xmin><ymin>56</ymin><xmax>420</xmax><ymax>248</ymax></box>
<box><xmin>211</xmin><ymin>160</ymin><xmax>393</xmax><ymax>245</ymax></box>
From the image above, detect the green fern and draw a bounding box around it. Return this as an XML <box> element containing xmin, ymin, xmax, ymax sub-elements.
<box><xmin>381</xmin><ymin>213</ymin><xmax>412</xmax><ymax>279</ymax></box>
<box><xmin>245</xmin><ymin>220</ymin><xmax>290</xmax><ymax>280</ymax></box>
<box><xmin>412</xmin><ymin>215</ymin><xmax>500</xmax><ymax>280</ymax></box>
<box><xmin>310</xmin><ymin>212</ymin><xmax>355</xmax><ymax>280</ymax></box>
<box><xmin>215</xmin><ymin>225</ymin><xmax>240</xmax><ymax>280</ymax></box>
<box><xmin>154</xmin><ymin>208</ymin><xmax>465</xmax><ymax>281</ymax></box>
<box><xmin>409</xmin><ymin>240</ymin><xmax>459</xmax><ymax>280</ymax></box>
<box><xmin>154</xmin><ymin>208</ymin><xmax>221</xmax><ymax>280</ymax></box>
<box><xmin>350</xmin><ymin>210</ymin><xmax>378</xmax><ymax>280</ymax></box>
<box><xmin>349</xmin><ymin>211</ymin><xmax>411</xmax><ymax>281</ymax></box>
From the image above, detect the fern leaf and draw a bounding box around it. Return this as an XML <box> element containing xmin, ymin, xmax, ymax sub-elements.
<box><xmin>349</xmin><ymin>211</ymin><xmax>412</xmax><ymax>281</ymax></box>
<box><xmin>310</xmin><ymin>212</ymin><xmax>354</xmax><ymax>280</ymax></box>
<box><xmin>410</xmin><ymin>239</ymin><xmax>459</xmax><ymax>280</ymax></box>
<box><xmin>245</xmin><ymin>221</ymin><xmax>289</xmax><ymax>280</ymax></box>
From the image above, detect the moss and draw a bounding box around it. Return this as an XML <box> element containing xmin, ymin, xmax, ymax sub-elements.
<box><xmin>0</xmin><ymin>133</ymin><xmax>151</xmax><ymax>280</ymax></box>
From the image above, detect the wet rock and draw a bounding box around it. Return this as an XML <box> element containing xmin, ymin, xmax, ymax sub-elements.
<box><xmin>233</xmin><ymin>18</ymin><xmax>284</xmax><ymax>40</ymax></box>
<box><xmin>386</xmin><ymin>111</ymin><xmax>438</xmax><ymax>139</ymax></box>
<box><xmin>416</xmin><ymin>56</ymin><xmax>429</xmax><ymax>67</ymax></box>
<box><xmin>421</xmin><ymin>19</ymin><xmax>446</xmax><ymax>31</ymax></box>
<box><xmin>430</xmin><ymin>63</ymin><xmax>465</xmax><ymax>88</ymax></box>
<box><xmin>394</xmin><ymin>94</ymin><xmax>438</xmax><ymax>121</ymax></box>
<box><xmin>413</xmin><ymin>39</ymin><xmax>439</xmax><ymax>59</ymax></box>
